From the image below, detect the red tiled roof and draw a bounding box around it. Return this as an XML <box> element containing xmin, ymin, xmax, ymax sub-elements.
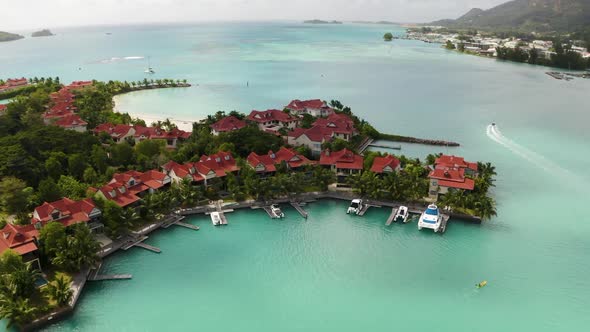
<box><xmin>0</xmin><ymin>223</ymin><xmax>39</xmax><ymax>256</ymax></box>
<box><xmin>435</xmin><ymin>155</ymin><xmax>478</xmax><ymax>172</ymax></box>
<box><xmin>0</xmin><ymin>104</ymin><xmax>6</xmax><ymax>113</ymax></box>
<box><xmin>370</xmin><ymin>155</ymin><xmax>401</xmax><ymax>173</ymax></box>
<box><xmin>200</xmin><ymin>151</ymin><xmax>240</xmax><ymax>174</ymax></box>
<box><xmin>247</xmin><ymin>152</ymin><xmax>277</xmax><ymax>173</ymax></box>
<box><xmin>247</xmin><ymin>109</ymin><xmax>297</xmax><ymax>124</ymax></box>
<box><xmin>319</xmin><ymin>149</ymin><xmax>363</xmax><ymax>170</ymax></box>
<box><xmin>210</xmin><ymin>116</ymin><xmax>246</xmax><ymax>133</ymax></box>
<box><xmin>94</xmin><ymin>123</ymin><xmax>134</xmax><ymax>138</ymax></box>
<box><xmin>428</xmin><ymin>168</ymin><xmax>475</xmax><ymax>191</ymax></box>
<box><xmin>285</xmin><ymin>99</ymin><xmax>327</xmax><ymax>111</ymax></box>
<box><xmin>32</xmin><ymin>197</ymin><xmax>98</xmax><ymax>227</ymax></box>
<box><xmin>97</xmin><ymin>183</ymin><xmax>141</xmax><ymax>208</ymax></box>
<box><xmin>287</xmin><ymin>125</ymin><xmax>331</xmax><ymax>143</ymax></box>
<box><xmin>54</xmin><ymin>114</ymin><xmax>87</xmax><ymax>128</ymax></box>
<box><xmin>247</xmin><ymin>147</ymin><xmax>314</xmax><ymax>172</ymax></box>
<box><xmin>6</xmin><ymin>78</ymin><xmax>28</xmax><ymax>86</ymax></box>
<box><xmin>312</xmin><ymin>113</ymin><xmax>356</xmax><ymax>135</ymax></box>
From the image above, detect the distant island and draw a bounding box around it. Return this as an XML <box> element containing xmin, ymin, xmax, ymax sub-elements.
<box><xmin>0</xmin><ymin>31</ymin><xmax>24</xmax><ymax>42</ymax></box>
<box><xmin>32</xmin><ymin>29</ymin><xmax>54</xmax><ymax>37</ymax></box>
<box><xmin>304</xmin><ymin>20</ymin><xmax>343</xmax><ymax>24</ymax></box>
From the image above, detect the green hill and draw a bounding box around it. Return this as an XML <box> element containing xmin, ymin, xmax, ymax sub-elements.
<box><xmin>0</xmin><ymin>31</ymin><xmax>24</xmax><ymax>42</ymax></box>
<box><xmin>431</xmin><ymin>0</ymin><xmax>590</xmax><ymax>33</ymax></box>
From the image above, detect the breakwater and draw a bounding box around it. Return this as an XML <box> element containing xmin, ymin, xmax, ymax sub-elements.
<box><xmin>378</xmin><ymin>133</ymin><xmax>460</xmax><ymax>147</ymax></box>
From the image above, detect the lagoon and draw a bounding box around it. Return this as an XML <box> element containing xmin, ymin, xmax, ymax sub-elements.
<box><xmin>1</xmin><ymin>22</ymin><xmax>589</xmax><ymax>331</ymax></box>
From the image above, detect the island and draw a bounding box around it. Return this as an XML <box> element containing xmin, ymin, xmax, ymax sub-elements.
<box><xmin>0</xmin><ymin>31</ymin><xmax>24</xmax><ymax>42</ymax></box>
<box><xmin>0</xmin><ymin>76</ymin><xmax>495</xmax><ymax>330</ymax></box>
<box><xmin>31</xmin><ymin>29</ymin><xmax>54</xmax><ymax>37</ymax></box>
<box><xmin>304</xmin><ymin>20</ymin><xmax>343</xmax><ymax>24</ymax></box>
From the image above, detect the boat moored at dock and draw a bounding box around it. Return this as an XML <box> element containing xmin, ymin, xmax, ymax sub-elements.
<box><xmin>394</xmin><ymin>206</ymin><xmax>409</xmax><ymax>223</ymax></box>
<box><xmin>418</xmin><ymin>204</ymin><xmax>442</xmax><ymax>232</ymax></box>
<box><xmin>270</xmin><ymin>204</ymin><xmax>285</xmax><ymax>218</ymax></box>
<box><xmin>210</xmin><ymin>212</ymin><xmax>222</xmax><ymax>226</ymax></box>
<box><xmin>347</xmin><ymin>199</ymin><xmax>364</xmax><ymax>215</ymax></box>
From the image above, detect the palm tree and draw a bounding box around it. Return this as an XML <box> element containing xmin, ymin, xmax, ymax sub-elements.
<box><xmin>10</xmin><ymin>263</ymin><xmax>41</xmax><ymax>298</ymax></box>
<box><xmin>120</xmin><ymin>208</ymin><xmax>141</xmax><ymax>230</ymax></box>
<box><xmin>182</xmin><ymin>79</ymin><xmax>187</xmax><ymax>85</ymax></box>
<box><xmin>0</xmin><ymin>296</ymin><xmax>37</xmax><ymax>329</ymax></box>
<box><xmin>43</xmin><ymin>273</ymin><xmax>73</xmax><ymax>307</ymax></box>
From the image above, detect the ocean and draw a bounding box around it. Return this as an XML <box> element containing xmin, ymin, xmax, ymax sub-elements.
<box><xmin>1</xmin><ymin>22</ymin><xmax>589</xmax><ymax>331</ymax></box>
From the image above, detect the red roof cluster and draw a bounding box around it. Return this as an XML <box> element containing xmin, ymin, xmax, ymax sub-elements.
<box><xmin>162</xmin><ymin>151</ymin><xmax>239</xmax><ymax>182</ymax></box>
<box><xmin>319</xmin><ymin>149</ymin><xmax>364</xmax><ymax>170</ymax></box>
<box><xmin>428</xmin><ymin>168</ymin><xmax>475</xmax><ymax>191</ymax></box>
<box><xmin>94</xmin><ymin>123</ymin><xmax>190</xmax><ymax>142</ymax></box>
<box><xmin>96</xmin><ymin>170</ymin><xmax>170</xmax><ymax>207</ymax></box>
<box><xmin>0</xmin><ymin>104</ymin><xmax>6</xmax><ymax>114</ymax></box>
<box><xmin>0</xmin><ymin>77</ymin><xmax>28</xmax><ymax>92</ymax></box>
<box><xmin>247</xmin><ymin>109</ymin><xmax>297</xmax><ymax>124</ymax></box>
<box><xmin>285</xmin><ymin>99</ymin><xmax>334</xmax><ymax>115</ymax></box>
<box><xmin>32</xmin><ymin>197</ymin><xmax>99</xmax><ymax>228</ymax></box>
<box><xmin>210</xmin><ymin>116</ymin><xmax>246</xmax><ymax>133</ymax></box>
<box><xmin>42</xmin><ymin>81</ymin><xmax>94</xmax><ymax>130</ymax></box>
<box><xmin>435</xmin><ymin>155</ymin><xmax>478</xmax><ymax>172</ymax></box>
<box><xmin>370</xmin><ymin>155</ymin><xmax>401</xmax><ymax>173</ymax></box>
<box><xmin>288</xmin><ymin>113</ymin><xmax>357</xmax><ymax>143</ymax></box>
<box><xmin>247</xmin><ymin>147</ymin><xmax>314</xmax><ymax>172</ymax></box>
<box><xmin>0</xmin><ymin>223</ymin><xmax>39</xmax><ymax>256</ymax></box>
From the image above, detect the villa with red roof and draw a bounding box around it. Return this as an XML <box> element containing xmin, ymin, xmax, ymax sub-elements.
<box><xmin>287</xmin><ymin>113</ymin><xmax>358</xmax><ymax>157</ymax></box>
<box><xmin>0</xmin><ymin>223</ymin><xmax>41</xmax><ymax>268</ymax></box>
<box><xmin>94</xmin><ymin>124</ymin><xmax>190</xmax><ymax>147</ymax></box>
<box><xmin>53</xmin><ymin>114</ymin><xmax>88</xmax><ymax>132</ymax></box>
<box><xmin>0</xmin><ymin>104</ymin><xmax>6</xmax><ymax>116</ymax></box>
<box><xmin>247</xmin><ymin>147</ymin><xmax>314</xmax><ymax>174</ymax></box>
<box><xmin>95</xmin><ymin>170</ymin><xmax>171</xmax><ymax>207</ymax></box>
<box><xmin>210</xmin><ymin>116</ymin><xmax>247</xmax><ymax>135</ymax></box>
<box><xmin>428</xmin><ymin>154</ymin><xmax>477</xmax><ymax>200</ymax></box>
<box><xmin>370</xmin><ymin>154</ymin><xmax>401</xmax><ymax>174</ymax></box>
<box><xmin>247</xmin><ymin>109</ymin><xmax>298</xmax><ymax>133</ymax></box>
<box><xmin>199</xmin><ymin>151</ymin><xmax>240</xmax><ymax>174</ymax></box>
<box><xmin>285</xmin><ymin>99</ymin><xmax>335</xmax><ymax>117</ymax></box>
<box><xmin>319</xmin><ymin>149</ymin><xmax>363</xmax><ymax>179</ymax></box>
<box><xmin>162</xmin><ymin>151</ymin><xmax>240</xmax><ymax>186</ymax></box>
<box><xmin>0</xmin><ymin>77</ymin><xmax>29</xmax><ymax>92</ymax></box>
<box><xmin>65</xmin><ymin>81</ymin><xmax>93</xmax><ymax>90</ymax></box>
<box><xmin>32</xmin><ymin>197</ymin><xmax>102</xmax><ymax>232</ymax></box>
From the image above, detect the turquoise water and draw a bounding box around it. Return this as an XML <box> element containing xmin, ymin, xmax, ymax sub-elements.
<box><xmin>1</xmin><ymin>22</ymin><xmax>589</xmax><ymax>331</ymax></box>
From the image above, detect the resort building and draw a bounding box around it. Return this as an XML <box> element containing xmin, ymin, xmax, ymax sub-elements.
<box><xmin>319</xmin><ymin>148</ymin><xmax>363</xmax><ymax>180</ymax></box>
<box><xmin>162</xmin><ymin>152</ymin><xmax>237</xmax><ymax>187</ymax></box>
<box><xmin>428</xmin><ymin>154</ymin><xmax>477</xmax><ymax>200</ymax></box>
<box><xmin>53</xmin><ymin>114</ymin><xmax>88</xmax><ymax>132</ymax></box>
<box><xmin>247</xmin><ymin>147</ymin><xmax>314</xmax><ymax>174</ymax></box>
<box><xmin>32</xmin><ymin>197</ymin><xmax>103</xmax><ymax>233</ymax></box>
<box><xmin>199</xmin><ymin>151</ymin><xmax>240</xmax><ymax>175</ymax></box>
<box><xmin>370</xmin><ymin>154</ymin><xmax>401</xmax><ymax>174</ymax></box>
<box><xmin>0</xmin><ymin>77</ymin><xmax>29</xmax><ymax>92</ymax></box>
<box><xmin>65</xmin><ymin>80</ymin><xmax>93</xmax><ymax>90</ymax></box>
<box><xmin>287</xmin><ymin>113</ymin><xmax>357</xmax><ymax>157</ymax></box>
<box><xmin>210</xmin><ymin>116</ymin><xmax>247</xmax><ymax>135</ymax></box>
<box><xmin>0</xmin><ymin>223</ymin><xmax>41</xmax><ymax>270</ymax></box>
<box><xmin>285</xmin><ymin>99</ymin><xmax>335</xmax><ymax>117</ymax></box>
<box><xmin>95</xmin><ymin>170</ymin><xmax>171</xmax><ymax>207</ymax></box>
<box><xmin>247</xmin><ymin>109</ymin><xmax>298</xmax><ymax>133</ymax></box>
<box><xmin>94</xmin><ymin>124</ymin><xmax>191</xmax><ymax>148</ymax></box>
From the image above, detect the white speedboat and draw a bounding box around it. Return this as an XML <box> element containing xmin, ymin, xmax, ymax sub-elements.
<box><xmin>347</xmin><ymin>199</ymin><xmax>364</xmax><ymax>215</ymax></box>
<box><xmin>271</xmin><ymin>204</ymin><xmax>284</xmax><ymax>218</ymax></box>
<box><xmin>144</xmin><ymin>56</ymin><xmax>155</xmax><ymax>74</ymax></box>
<box><xmin>210</xmin><ymin>212</ymin><xmax>221</xmax><ymax>226</ymax></box>
<box><xmin>394</xmin><ymin>206</ymin><xmax>409</xmax><ymax>223</ymax></box>
<box><xmin>418</xmin><ymin>204</ymin><xmax>442</xmax><ymax>232</ymax></box>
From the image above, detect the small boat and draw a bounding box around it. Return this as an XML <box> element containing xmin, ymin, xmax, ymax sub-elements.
<box><xmin>394</xmin><ymin>206</ymin><xmax>409</xmax><ymax>223</ymax></box>
<box><xmin>144</xmin><ymin>56</ymin><xmax>155</xmax><ymax>74</ymax></box>
<box><xmin>347</xmin><ymin>199</ymin><xmax>364</xmax><ymax>215</ymax></box>
<box><xmin>210</xmin><ymin>212</ymin><xmax>221</xmax><ymax>226</ymax></box>
<box><xmin>418</xmin><ymin>204</ymin><xmax>442</xmax><ymax>232</ymax></box>
<box><xmin>270</xmin><ymin>204</ymin><xmax>284</xmax><ymax>218</ymax></box>
<box><xmin>476</xmin><ymin>280</ymin><xmax>488</xmax><ymax>288</ymax></box>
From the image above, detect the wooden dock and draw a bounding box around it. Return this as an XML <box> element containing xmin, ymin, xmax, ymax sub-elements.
<box><xmin>439</xmin><ymin>214</ymin><xmax>450</xmax><ymax>234</ymax></box>
<box><xmin>263</xmin><ymin>206</ymin><xmax>280</xmax><ymax>219</ymax></box>
<box><xmin>358</xmin><ymin>204</ymin><xmax>381</xmax><ymax>216</ymax></box>
<box><xmin>385</xmin><ymin>208</ymin><xmax>398</xmax><ymax>226</ymax></box>
<box><xmin>134</xmin><ymin>242</ymin><xmax>162</xmax><ymax>253</ymax></box>
<box><xmin>290</xmin><ymin>202</ymin><xmax>308</xmax><ymax>219</ymax></box>
<box><xmin>89</xmin><ymin>274</ymin><xmax>132</xmax><ymax>281</ymax></box>
<box><xmin>174</xmin><ymin>221</ymin><xmax>200</xmax><ymax>230</ymax></box>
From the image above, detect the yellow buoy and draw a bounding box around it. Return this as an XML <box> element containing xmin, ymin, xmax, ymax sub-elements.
<box><xmin>476</xmin><ymin>280</ymin><xmax>487</xmax><ymax>288</ymax></box>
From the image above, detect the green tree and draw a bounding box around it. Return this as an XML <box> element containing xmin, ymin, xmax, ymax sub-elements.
<box><xmin>111</xmin><ymin>142</ymin><xmax>136</xmax><ymax>166</ymax></box>
<box><xmin>52</xmin><ymin>224</ymin><xmax>100</xmax><ymax>271</ymax></box>
<box><xmin>383</xmin><ymin>32</ymin><xmax>393</xmax><ymax>41</ymax></box>
<box><xmin>57</xmin><ymin>176</ymin><xmax>87</xmax><ymax>200</ymax></box>
<box><xmin>43</xmin><ymin>272</ymin><xmax>73</xmax><ymax>307</ymax></box>
<box><xmin>83</xmin><ymin>167</ymin><xmax>99</xmax><ymax>185</ymax></box>
<box><xmin>90</xmin><ymin>145</ymin><xmax>108</xmax><ymax>175</ymax></box>
<box><xmin>0</xmin><ymin>177</ymin><xmax>33</xmax><ymax>214</ymax></box>
<box><xmin>67</xmin><ymin>154</ymin><xmax>87</xmax><ymax>180</ymax></box>
<box><xmin>44</xmin><ymin>156</ymin><xmax>63</xmax><ymax>180</ymax></box>
<box><xmin>445</xmin><ymin>40</ymin><xmax>456</xmax><ymax>50</ymax></box>
<box><xmin>37</xmin><ymin>178</ymin><xmax>62</xmax><ymax>203</ymax></box>
<box><xmin>0</xmin><ymin>297</ymin><xmax>37</xmax><ymax>329</ymax></box>
<box><xmin>39</xmin><ymin>221</ymin><xmax>67</xmax><ymax>260</ymax></box>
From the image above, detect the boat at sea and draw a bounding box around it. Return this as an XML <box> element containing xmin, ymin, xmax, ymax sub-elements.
<box><xmin>394</xmin><ymin>206</ymin><xmax>409</xmax><ymax>223</ymax></box>
<box><xmin>145</xmin><ymin>56</ymin><xmax>155</xmax><ymax>74</ymax></box>
<box><xmin>418</xmin><ymin>204</ymin><xmax>442</xmax><ymax>232</ymax></box>
<box><xmin>210</xmin><ymin>212</ymin><xmax>222</xmax><ymax>226</ymax></box>
<box><xmin>270</xmin><ymin>204</ymin><xmax>284</xmax><ymax>218</ymax></box>
<box><xmin>347</xmin><ymin>199</ymin><xmax>364</xmax><ymax>215</ymax></box>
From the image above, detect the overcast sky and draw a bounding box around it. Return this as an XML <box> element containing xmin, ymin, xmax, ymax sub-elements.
<box><xmin>2</xmin><ymin>0</ymin><xmax>508</xmax><ymax>30</ymax></box>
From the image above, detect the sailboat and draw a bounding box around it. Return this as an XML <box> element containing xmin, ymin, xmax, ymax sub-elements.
<box><xmin>144</xmin><ymin>57</ymin><xmax>155</xmax><ymax>74</ymax></box>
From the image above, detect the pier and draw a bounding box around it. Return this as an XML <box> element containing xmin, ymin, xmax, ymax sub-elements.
<box><xmin>89</xmin><ymin>274</ymin><xmax>133</xmax><ymax>281</ymax></box>
<box><xmin>368</xmin><ymin>143</ymin><xmax>401</xmax><ymax>150</ymax></box>
<box><xmin>290</xmin><ymin>202</ymin><xmax>308</xmax><ymax>218</ymax></box>
<box><xmin>122</xmin><ymin>236</ymin><xmax>162</xmax><ymax>253</ymax></box>
<box><xmin>385</xmin><ymin>208</ymin><xmax>398</xmax><ymax>226</ymax></box>
<box><xmin>357</xmin><ymin>137</ymin><xmax>374</xmax><ymax>154</ymax></box>
<box><xmin>263</xmin><ymin>206</ymin><xmax>280</xmax><ymax>219</ymax></box>
<box><xmin>174</xmin><ymin>221</ymin><xmax>200</xmax><ymax>230</ymax></box>
<box><xmin>214</xmin><ymin>200</ymin><xmax>229</xmax><ymax>225</ymax></box>
<box><xmin>439</xmin><ymin>214</ymin><xmax>450</xmax><ymax>234</ymax></box>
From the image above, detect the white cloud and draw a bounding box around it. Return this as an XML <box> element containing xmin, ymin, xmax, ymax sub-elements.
<box><xmin>2</xmin><ymin>0</ymin><xmax>507</xmax><ymax>30</ymax></box>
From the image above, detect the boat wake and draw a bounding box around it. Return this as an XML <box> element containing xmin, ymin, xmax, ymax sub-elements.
<box><xmin>486</xmin><ymin>124</ymin><xmax>586</xmax><ymax>189</ymax></box>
